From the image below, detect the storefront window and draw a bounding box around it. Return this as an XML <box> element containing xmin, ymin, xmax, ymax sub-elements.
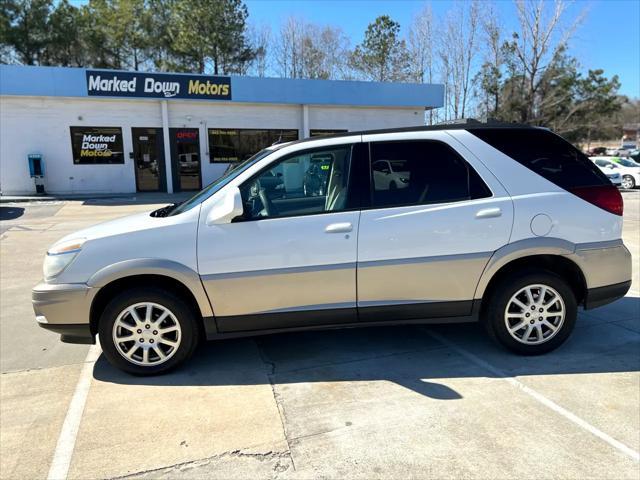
<box><xmin>70</xmin><ymin>126</ymin><xmax>124</xmax><ymax>164</ymax></box>
<box><xmin>209</xmin><ymin>128</ymin><xmax>298</xmax><ymax>162</ymax></box>
<box><xmin>310</xmin><ymin>129</ymin><xmax>348</xmax><ymax>137</ymax></box>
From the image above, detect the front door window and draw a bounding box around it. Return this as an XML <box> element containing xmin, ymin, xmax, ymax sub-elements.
<box><xmin>239</xmin><ymin>145</ymin><xmax>353</xmax><ymax>220</ymax></box>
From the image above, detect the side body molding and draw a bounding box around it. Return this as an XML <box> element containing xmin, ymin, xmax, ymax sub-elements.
<box><xmin>87</xmin><ymin>258</ymin><xmax>214</xmax><ymax>318</ymax></box>
<box><xmin>473</xmin><ymin>237</ymin><xmax>577</xmax><ymax>299</ymax></box>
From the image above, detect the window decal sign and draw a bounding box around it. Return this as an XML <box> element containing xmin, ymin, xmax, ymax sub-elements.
<box><xmin>86</xmin><ymin>70</ymin><xmax>231</xmax><ymax>100</ymax></box>
<box><xmin>70</xmin><ymin>126</ymin><xmax>125</xmax><ymax>164</ymax></box>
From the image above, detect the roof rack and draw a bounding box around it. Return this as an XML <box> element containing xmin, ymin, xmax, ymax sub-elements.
<box><xmin>435</xmin><ymin>118</ymin><xmax>483</xmax><ymax>125</ymax></box>
<box><xmin>436</xmin><ymin>117</ymin><xmax>529</xmax><ymax>128</ymax></box>
<box><xmin>286</xmin><ymin>118</ymin><xmax>534</xmax><ymax>147</ymax></box>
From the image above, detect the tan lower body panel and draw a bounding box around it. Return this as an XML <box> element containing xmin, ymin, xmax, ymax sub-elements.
<box><xmin>568</xmin><ymin>244</ymin><xmax>632</xmax><ymax>289</ymax></box>
<box><xmin>357</xmin><ymin>252</ymin><xmax>492</xmax><ymax>306</ymax></box>
<box><xmin>202</xmin><ymin>263</ymin><xmax>356</xmax><ymax>317</ymax></box>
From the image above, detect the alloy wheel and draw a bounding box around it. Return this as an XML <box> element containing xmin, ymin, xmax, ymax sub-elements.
<box><xmin>622</xmin><ymin>175</ymin><xmax>635</xmax><ymax>189</ymax></box>
<box><xmin>504</xmin><ymin>284</ymin><xmax>565</xmax><ymax>345</ymax></box>
<box><xmin>112</xmin><ymin>302</ymin><xmax>182</xmax><ymax>366</ymax></box>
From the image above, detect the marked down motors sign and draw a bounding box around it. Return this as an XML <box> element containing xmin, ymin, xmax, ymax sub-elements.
<box><xmin>86</xmin><ymin>70</ymin><xmax>231</xmax><ymax>100</ymax></box>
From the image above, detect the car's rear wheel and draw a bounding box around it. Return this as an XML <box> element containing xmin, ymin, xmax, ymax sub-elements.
<box><xmin>483</xmin><ymin>270</ymin><xmax>577</xmax><ymax>355</ymax></box>
<box><xmin>622</xmin><ymin>175</ymin><xmax>636</xmax><ymax>189</ymax></box>
<box><xmin>98</xmin><ymin>287</ymin><xmax>200</xmax><ymax>375</ymax></box>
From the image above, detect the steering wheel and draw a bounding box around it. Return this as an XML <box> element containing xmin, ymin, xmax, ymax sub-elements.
<box><xmin>258</xmin><ymin>186</ymin><xmax>276</xmax><ymax>217</ymax></box>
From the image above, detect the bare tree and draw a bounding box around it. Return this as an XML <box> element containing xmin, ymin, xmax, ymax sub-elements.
<box><xmin>475</xmin><ymin>1</ymin><xmax>503</xmax><ymax>118</ymax></box>
<box><xmin>274</xmin><ymin>16</ymin><xmax>350</xmax><ymax>79</ymax></box>
<box><xmin>505</xmin><ymin>0</ymin><xmax>586</xmax><ymax>122</ymax></box>
<box><xmin>313</xmin><ymin>25</ymin><xmax>351</xmax><ymax>79</ymax></box>
<box><xmin>438</xmin><ymin>0</ymin><xmax>481</xmax><ymax>120</ymax></box>
<box><xmin>246</xmin><ymin>23</ymin><xmax>270</xmax><ymax>76</ymax></box>
<box><xmin>409</xmin><ymin>4</ymin><xmax>437</xmax><ymax>124</ymax></box>
<box><xmin>274</xmin><ymin>16</ymin><xmax>304</xmax><ymax>78</ymax></box>
<box><xmin>408</xmin><ymin>5</ymin><xmax>435</xmax><ymax>84</ymax></box>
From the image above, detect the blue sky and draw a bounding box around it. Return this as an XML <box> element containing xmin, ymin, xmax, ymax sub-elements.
<box><xmin>245</xmin><ymin>0</ymin><xmax>640</xmax><ymax>98</ymax></box>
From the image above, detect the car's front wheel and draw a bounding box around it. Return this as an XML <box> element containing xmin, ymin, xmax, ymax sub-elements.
<box><xmin>483</xmin><ymin>270</ymin><xmax>577</xmax><ymax>355</ymax></box>
<box><xmin>622</xmin><ymin>175</ymin><xmax>636</xmax><ymax>189</ymax></box>
<box><xmin>98</xmin><ymin>287</ymin><xmax>200</xmax><ymax>375</ymax></box>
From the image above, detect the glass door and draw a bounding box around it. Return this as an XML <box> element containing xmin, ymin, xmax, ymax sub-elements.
<box><xmin>170</xmin><ymin>128</ymin><xmax>202</xmax><ymax>191</ymax></box>
<box><xmin>132</xmin><ymin>128</ymin><xmax>165</xmax><ymax>192</ymax></box>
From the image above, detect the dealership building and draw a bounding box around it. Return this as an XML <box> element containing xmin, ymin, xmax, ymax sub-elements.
<box><xmin>0</xmin><ymin>65</ymin><xmax>444</xmax><ymax>195</ymax></box>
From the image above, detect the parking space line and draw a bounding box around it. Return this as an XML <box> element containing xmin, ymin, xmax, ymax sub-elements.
<box><xmin>424</xmin><ymin>330</ymin><xmax>640</xmax><ymax>463</ymax></box>
<box><xmin>47</xmin><ymin>344</ymin><xmax>101</xmax><ymax>480</ymax></box>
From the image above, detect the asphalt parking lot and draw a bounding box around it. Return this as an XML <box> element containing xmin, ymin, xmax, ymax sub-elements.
<box><xmin>1</xmin><ymin>192</ymin><xmax>639</xmax><ymax>480</ymax></box>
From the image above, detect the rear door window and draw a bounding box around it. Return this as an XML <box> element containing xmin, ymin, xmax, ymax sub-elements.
<box><xmin>368</xmin><ymin>140</ymin><xmax>491</xmax><ymax>208</ymax></box>
<box><xmin>471</xmin><ymin>128</ymin><xmax>609</xmax><ymax>189</ymax></box>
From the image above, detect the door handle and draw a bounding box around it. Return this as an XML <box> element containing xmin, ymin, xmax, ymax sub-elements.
<box><xmin>475</xmin><ymin>207</ymin><xmax>502</xmax><ymax>219</ymax></box>
<box><xmin>325</xmin><ymin>222</ymin><xmax>353</xmax><ymax>233</ymax></box>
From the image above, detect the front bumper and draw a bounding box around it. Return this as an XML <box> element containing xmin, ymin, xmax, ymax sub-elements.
<box><xmin>606</xmin><ymin>174</ymin><xmax>622</xmax><ymax>186</ymax></box>
<box><xmin>32</xmin><ymin>282</ymin><xmax>96</xmax><ymax>344</ymax></box>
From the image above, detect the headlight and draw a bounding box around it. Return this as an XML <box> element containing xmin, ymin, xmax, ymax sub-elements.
<box><xmin>43</xmin><ymin>238</ymin><xmax>85</xmax><ymax>280</ymax></box>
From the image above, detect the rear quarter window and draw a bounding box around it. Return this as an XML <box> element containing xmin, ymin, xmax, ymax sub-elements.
<box><xmin>470</xmin><ymin>128</ymin><xmax>609</xmax><ymax>189</ymax></box>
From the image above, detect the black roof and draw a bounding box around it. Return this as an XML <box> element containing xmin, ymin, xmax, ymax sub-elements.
<box><xmin>279</xmin><ymin>119</ymin><xmax>537</xmax><ymax>147</ymax></box>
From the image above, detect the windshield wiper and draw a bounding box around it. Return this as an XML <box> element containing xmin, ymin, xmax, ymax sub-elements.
<box><xmin>150</xmin><ymin>202</ymin><xmax>181</xmax><ymax>217</ymax></box>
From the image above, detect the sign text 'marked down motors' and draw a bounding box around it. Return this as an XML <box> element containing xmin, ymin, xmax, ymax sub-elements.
<box><xmin>85</xmin><ymin>70</ymin><xmax>231</xmax><ymax>101</ymax></box>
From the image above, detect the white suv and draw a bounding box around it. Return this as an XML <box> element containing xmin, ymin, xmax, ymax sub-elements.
<box><xmin>33</xmin><ymin>125</ymin><xmax>632</xmax><ymax>375</ymax></box>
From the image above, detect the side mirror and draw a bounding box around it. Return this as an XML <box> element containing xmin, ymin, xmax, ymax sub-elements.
<box><xmin>206</xmin><ymin>187</ymin><xmax>244</xmax><ymax>225</ymax></box>
<box><xmin>607</xmin><ymin>164</ymin><xmax>615</xmax><ymax>169</ymax></box>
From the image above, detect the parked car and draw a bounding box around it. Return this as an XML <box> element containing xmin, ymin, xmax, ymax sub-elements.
<box><xmin>587</xmin><ymin>147</ymin><xmax>607</xmax><ymax>156</ymax></box>
<box><xmin>591</xmin><ymin>156</ymin><xmax>638</xmax><ymax>189</ymax></box>
<box><xmin>371</xmin><ymin>159</ymin><xmax>410</xmax><ymax>191</ymax></box>
<box><xmin>178</xmin><ymin>153</ymin><xmax>199</xmax><ymax>174</ymax></box>
<box><xmin>610</xmin><ymin>156</ymin><xmax>640</xmax><ymax>167</ymax></box>
<box><xmin>33</xmin><ymin>125</ymin><xmax>631</xmax><ymax>375</ymax></box>
<box><xmin>628</xmin><ymin>150</ymin><xmax>640</xmax><ymax>163</ymax></box>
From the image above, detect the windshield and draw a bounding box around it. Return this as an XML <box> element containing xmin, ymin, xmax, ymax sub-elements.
<box><xmin>616</xmin><ymin>158</ymin><xmax>640</xmax><ymax>167</ymax></box>
<box><xmin>168</xmin><ymin>149</ymin><xmax>274</xmax><ymax>216</ymax></box>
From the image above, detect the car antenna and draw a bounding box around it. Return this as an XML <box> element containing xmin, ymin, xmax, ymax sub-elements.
<box><xmin>271</xmin><ymin>133</ymin><xmax>284</xmax><ymax>146</ymax></box>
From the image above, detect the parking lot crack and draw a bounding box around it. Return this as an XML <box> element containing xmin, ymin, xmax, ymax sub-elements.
<box><xmin>108</xmin><ymin>449</ymin><xmax>292</xmax><ymax>479</ymax></box>
<box><xmin>255</xmin><ymin>339</ymin><xmax>297</xmax><ymax>472</ymax></box>
<box><xmin>0</xmin><ymin>359</ymin><xmax>94</xmax><ymax>376</ymax></box>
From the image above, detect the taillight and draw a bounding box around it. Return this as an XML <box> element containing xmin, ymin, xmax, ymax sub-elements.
<box><xmin>570</xmin><ymin>185</ymin><xmax>623</xmax><ymax>216</ymax></box>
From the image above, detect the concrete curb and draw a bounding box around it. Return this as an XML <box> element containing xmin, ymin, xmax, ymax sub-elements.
<box><xmin>0</xmin><ymin>194</ymin><xmax>133</xmax><ymax>203</ymax></box>
<box><xmin>0</xmin><ymin>193</ymin><xmax>192</xmax><ymax>204</ymax></box>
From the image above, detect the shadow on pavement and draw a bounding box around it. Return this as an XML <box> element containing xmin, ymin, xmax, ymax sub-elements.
<box><xmin>82</xmin><ymin>192</ymin><xmax>193</xmax><ymax>207</ymax></box>
<box><xmin>93</xmin><ymin>297</ymin><xmax>640</xmax><ymax>400</ymax></box>
<box><xmin>0</xmin><ymin>206</ymin><xmax>25</xmax><ymax>220</ymax></box>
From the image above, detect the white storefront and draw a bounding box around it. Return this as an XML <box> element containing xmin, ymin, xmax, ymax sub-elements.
<box><xmin>0</xmin><ymin>66</ymin><xmax>444</xmax><ymax>195</ymax></box>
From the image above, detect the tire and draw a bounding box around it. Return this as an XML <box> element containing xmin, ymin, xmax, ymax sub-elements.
<box><xmin>98</xmin><ymin>287</ymin><xmax>200</xmax><ymax>375</ymax></box>
<box><xmin>622</xmin><ymin>175</ymin><xmax>636</xmax><ymax>189</ymax></box>
<box><xmin>483</xmin><ymin>270</ymin><xmax>577</xmax><ymax>355</ymax></box>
